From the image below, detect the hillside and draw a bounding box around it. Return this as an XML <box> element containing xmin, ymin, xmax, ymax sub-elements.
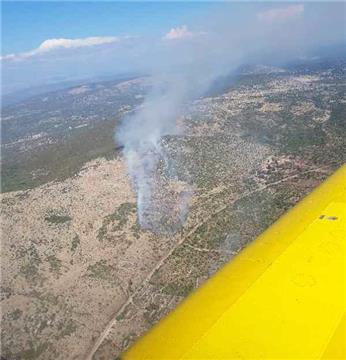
<box><xmin>1</xmin><ymin>59</ymin><xmax>345</xmax><ymax>359</ymax></box>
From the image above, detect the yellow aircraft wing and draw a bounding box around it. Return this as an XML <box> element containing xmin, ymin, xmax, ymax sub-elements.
<box><xmin>123</xmin><ymin>165</ymin><xmax>346</xmax><ymax>359</ymax></box>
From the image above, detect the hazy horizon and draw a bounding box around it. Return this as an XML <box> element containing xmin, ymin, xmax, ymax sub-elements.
<box><xmin>2</xmin><ymin>1</ymin><xmax>345</xmax><ymax>95</ymax></box>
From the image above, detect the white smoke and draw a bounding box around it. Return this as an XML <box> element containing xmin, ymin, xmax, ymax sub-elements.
<box><xmin>116</xmin><ymin>3</ymin><xmax>345</xmax><ymax>233</ymax></box>
<box><xmin>117</xmin><ymin>75</ymin><xmax>192</xmax><ymax>233</ymax></box>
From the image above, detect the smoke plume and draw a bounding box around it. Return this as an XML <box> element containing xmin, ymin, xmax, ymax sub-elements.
<box><xmin>116</xmin><ymin>3</ymin><xmax>345</xmax><ymax>233</ymax></box>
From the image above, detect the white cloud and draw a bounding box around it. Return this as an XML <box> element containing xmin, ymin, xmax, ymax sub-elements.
<box><xmin>163</xmin><ymin>25</ymin><xmax>195</xmax><ymax>40</ymax></box>
<box><xmin>1</xmin><ymin>36</ymin><xmax>119</xmax><ymax>61</ymax></box>
<box><xmin>0</xmin><ymin>54</ymin><xmax>16</xmax><ymax>61</ymax></box>
<box><xmin>37</xmin><ymin>36</ymin><xmax>119</xmax><ymax>52</ymax></box>
<box><xmin>257</xmin><ymin>4</ymin><xmax>304</xmax><ymax>23</ymax></box>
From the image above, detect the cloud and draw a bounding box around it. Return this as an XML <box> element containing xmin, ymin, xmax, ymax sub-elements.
<box><xmin>257</xmin><ymin>4</ymin><xmax>304</xmax><ymax>23</ymax></box>
<box><xmin>37</xmin><ymin>36</ymin><xmax>119</xmax><ymax>52</ymax></box>
<box><xmin>0</xmin><ymin>54</ymin><xmax>16</xmax><ymax>61</ymax></box>
<box><xmin>1</xmin><ymin>36</ymin><xmax>119</xmax><ymax>61</ymax></box>
<box><xmin>163</xmin><ymin>25</ymin><xmax>195</xmax><ymax>40</ymax></box>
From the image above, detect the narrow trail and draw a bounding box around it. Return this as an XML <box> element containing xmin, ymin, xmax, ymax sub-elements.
<box><xmin>85</xmin><ymin>167</ymin><xmax>327</xmax><ymax>360</ymax></box>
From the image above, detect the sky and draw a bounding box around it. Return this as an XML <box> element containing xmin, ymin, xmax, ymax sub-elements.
<box><xmin>2</xmin><ymin>2</ymin><xmax>218</xmax><ymax>55</ymax></box>
<box><xmin>1</xmin><ymin>1</ymin><xmax>345</xmax><ymax>230</ymax></box>
<box><xmin>1</xmin><ymin>1</ymin><xmax>345</xmax><ymax>94</ymax></box>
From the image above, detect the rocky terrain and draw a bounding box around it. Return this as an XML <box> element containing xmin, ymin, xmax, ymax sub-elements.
<box><xmin>1</xmin><ymin>59</ymin><xmax>345</xmax><ymax>359</ymax></box>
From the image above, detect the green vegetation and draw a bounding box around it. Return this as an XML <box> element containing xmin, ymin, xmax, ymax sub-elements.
<box><xmin>161</xmin><ymin>280</ymin><xmax>195</xmax><ymax>297</ymax></box>
<box><xmin>46</xmin><ymin>255</ymin><xmax>62</xmax><ymax>274</ymax></box>
<box><xmin>116</xmin><ymin>304</ymin><xmax>131</xmax><ymax>322</ymax></box>
<box><xmin>56</xmin><ymin>319</ymin><xmax>77</xmax><ymax>338</ymax></box>
<box><xmin>87</xmin><ymin>260</ymin><xmax>109</xmax><ymax>279</ymax></box>
<box><xmin>131</xmin><ymin>223</ymin><xmax>141</xmax><ymax>239</ymax></box>
<box><xmin>97</xmin><ymin>202</ymin><xmax>136</xmax><ymax>241</ymax></box>
<box><xmin>19</xmin><ymin>245</ymin><xmax>42</xmax><ymax>281</ymax></box>
<box><xmin>71</xmin><ymin>234</ymin><xmax>80</xmax><ymax>252</ymax></box>
<box><xmin>143</xmin><ymin>303</ymin><xmax>160</xmax><ymax>324</ymax></box>
<box><xmin>149</xmin><ymin>173</ymin><xmax>317</xmax><ymax>300</ymax></box>
<box><xmin>1</xmin><ymin>119</ymin><xmax>120</xmax><ymax>193</ymax></box>
<box><xmin>44</xmin><ymin>214</ymin><xmax>72</xmax><ymax>225</ymax></box>
<box><xmin>329</xmin><ymin>101</ymin><xmax>346</xmax><ymax>129</ymax></box>
<box><xmin>1</xmin><ymin>75</ymin><xmax>148</xmax><ymax>193</ymax></box>
<box><xmin>121</xmin><ymin>333</ymin><xmax>137</xmax><ymax>349</ymax></box>
<box><xmin>280</xmin><ymin>123</ymin><xmax>326</xmax><ymax>153</ymax></box>
<box><xmin>2</xmin><ymin>61</ymin><xmax>346</xmax><ymax>360</ymax></box>
<box><xmin>15</xmin><ymin>342</ymin><xmax>49</xmax><ymax>360</ymax></box>
<box><xmin>9</xmin><ymin>309</ymin><xmax>23</xmax><ymax>321</ymax></box>
<box><xmin>87</xmin><ymin>260</ymin><xmax>117</xmax><ymax>285</ymax></box>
